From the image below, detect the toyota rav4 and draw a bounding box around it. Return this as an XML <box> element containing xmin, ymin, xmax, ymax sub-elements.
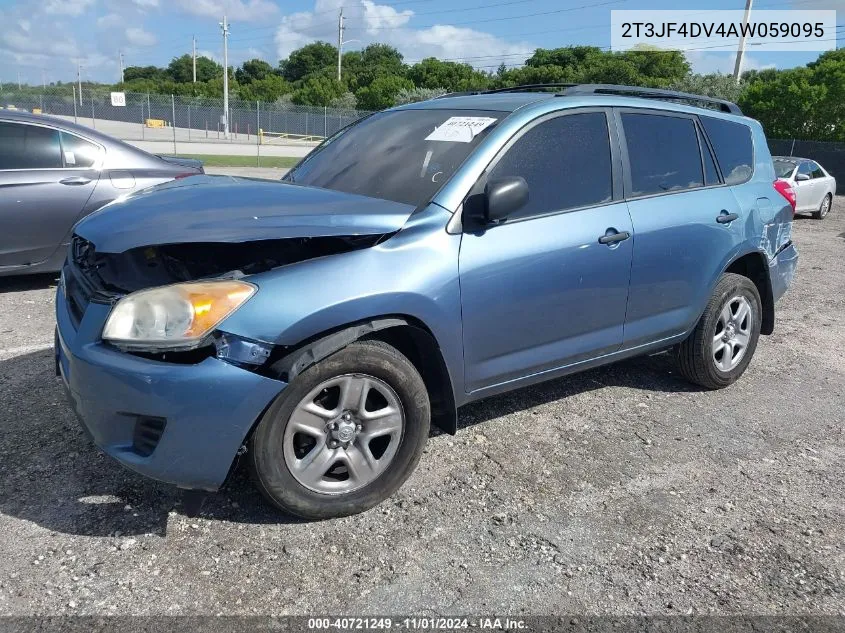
<box><xmin>55</xmin><ymin>84</ymin><xmax>799</xmax><ymax>519</ymax></box>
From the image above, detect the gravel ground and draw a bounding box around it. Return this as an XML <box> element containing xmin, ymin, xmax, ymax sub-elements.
<box><xmin>0</xmin><ymin>199</ymin><xmax>843</xmax><ymax>616</ymax></box>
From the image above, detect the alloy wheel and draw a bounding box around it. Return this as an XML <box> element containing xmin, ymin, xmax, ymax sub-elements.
<box><xmin>282</xmin><ymin>374</ymin><xmax>405</xmax><ymax>495</ymax></box>
<box><xmin>712</xmin><ymin>295</ymin><xmax>753</xmax><ymax>372</ymax></box>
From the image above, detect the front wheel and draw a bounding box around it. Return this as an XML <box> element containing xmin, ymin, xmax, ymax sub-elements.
<box><xmin>676</xmin><ymin>273</ymin><xmax>762</xmax><ymax>390</ymax></box>
<box><xmin>813</xmin><ymin>193</ymin><xmax>832</xmax><ymax>220</ymax></box>
<box><xmin>249</xmin><ymin>340</ymin><xmax>430</xmax><ymax>520</ymax></box>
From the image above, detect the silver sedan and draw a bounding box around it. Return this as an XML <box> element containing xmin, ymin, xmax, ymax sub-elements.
<box><xmin>774</xmin><ymin>156</ymin><xmax>837</xmax><ymax>220</ymax></box>
<box><xmin>0</xmin><ymin>110</ymin><xmax>203</xmax><ymax>276</ymax></box>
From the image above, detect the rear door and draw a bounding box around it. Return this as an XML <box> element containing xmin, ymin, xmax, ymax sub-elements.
<box><xmin>0</xmin><ymin>122</ymin><xmax>100</xmax><ymax>268</ymax></box>
<box><xmin>459</xmin><ymin>109</ymin><xmax>633</xmax><ymax>392</ymax></box>
<box><xmin>619</xmin><ymin>109</ymin><xmax>746</xmax><ymax>348</ymax></box>
<box><xmin>793</xmin><ymin>161</ymin><xmax>816</xmax><ymax>212</ymax></box>
<box><xmin>808</xmin><ymin>161</ymin><xmax>830</xmax><ymax>208</ymax></box>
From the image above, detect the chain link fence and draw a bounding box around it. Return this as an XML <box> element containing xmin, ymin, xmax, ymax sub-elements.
<box><xmin>769</xmin><ymin>138</ymin><xmax>845</xmax><ymax>195</ymax></box>
<box><xmin>0</xmin><ymin>86</ymin><xmax>372</xmax><ymax>153</ymax></box>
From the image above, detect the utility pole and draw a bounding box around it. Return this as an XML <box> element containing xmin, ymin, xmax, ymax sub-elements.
<box><xmin>336</xmin><ymin>8</ymin><xmax>345</xmax><ymax>81</ymax></box>
<box><xmin>733</xmin><ymin>0</ymin><xmax>753</xmax><ymax>83</ymax></box>
<box><xmin>41</xmin><ymin>69</ymin><xmax>46</xmax><ymax>90</ymax></box>
<box><xmin>77</xmin><ymin>61</ymin><xmax>83</xmax><ymax>106</ymax></box>
<box><xmin>119</xmin><ymin>50</ymin><xmax>125</xmax><ymax>83</ymax></box>
<box><xmin>220</xmin><ymin>16</ymin><xmax>230</xmax><ymax>138</ymax></box>
<box><xmin>192</xmin><ymin>35</ymin><xmax>197</xmax><ymax>82</ymax></box>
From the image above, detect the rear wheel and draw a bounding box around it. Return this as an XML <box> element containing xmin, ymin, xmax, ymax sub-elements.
<box><xmin>676</xmin><ymin>273</ymin><xmax>762</xmax><ymax>390</ymax></box>
<box><xmin>249</xmin><ymin>340</ymin><xmax>430</xmax><ymax>520</ymax></box>
<box><xmin>813</xmin><ymin>193</ymin><xmax>832</xmax><ymax>220</ymax></box>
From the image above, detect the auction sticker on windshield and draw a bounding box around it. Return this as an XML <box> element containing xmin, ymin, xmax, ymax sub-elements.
<box><xmin>426</xmin><ymin>116</ymin><xmax>497</xmax><ymax>143</ymax></box>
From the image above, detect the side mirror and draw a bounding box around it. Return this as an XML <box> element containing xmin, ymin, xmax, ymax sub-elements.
<box><xmin>484</xmin><ymin>177</ymin><xmax>529</xmax><ymax>223</ymax></box>
<box><xmin>796</xmin><ymin>172</ymin><xmax>810</xmax><ymax>182</ymax></box>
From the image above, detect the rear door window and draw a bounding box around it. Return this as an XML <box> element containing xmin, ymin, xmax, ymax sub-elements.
<box><xmin>700</xmin><ymin>116</ymin><xmax>754</xmax><ymax>185</ymax></box>
<box><xmin>0</xmin><ymin>122</ymin><xmax>62</xmax><ymax>170</ymax></box>
<box><xmin>60</xmin><ymin>132</ymin><xmax>100</xmax><ymax>168</ymax></box>
<box><xmin>621</xmin><ymin>113</ymin><xmax>703</xmax><ymax>197</ymax></box>
<box><xmin>810</xmin><ymin>162</ymin><xmax>825</xmax><ymax>179</ymax></box>
<box><xmin>487</xmin><ymin>111</ymin><xmax>613</xmax><ymax>218</ymax></box>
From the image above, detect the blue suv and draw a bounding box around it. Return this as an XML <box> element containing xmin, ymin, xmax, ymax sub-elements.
<box><xmin>55</xmin><ymin>84</ymin><xmax>798</xmax><ymax>519</ymax></box>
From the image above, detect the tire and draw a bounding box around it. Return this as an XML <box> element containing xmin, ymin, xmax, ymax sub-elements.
<box><xmin>813</xmin><ymin>193</ymin><xmax>832</xmax><ymax>220</ymax></box>
<box><xmin>249</xmin><ymin>339</ymin><xmax>430</xmax><ymax>520</ymax></box>
<box><xmin>675</xmin><ymin>273</ymin><xmax>762</xmax><ymax>390</ymax></box>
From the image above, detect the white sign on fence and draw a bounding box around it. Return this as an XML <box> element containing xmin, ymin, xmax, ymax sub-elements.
<box><xmin>110</xmin><ymin>92</ymin><xmax>126</xmax><ymax>107</ymax></box>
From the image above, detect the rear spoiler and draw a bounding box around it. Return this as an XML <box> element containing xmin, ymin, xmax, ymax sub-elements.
<box><xmin>157</xmin><ymin>155</ymin><xmax>204</xmax><ymax>173</ymax></box>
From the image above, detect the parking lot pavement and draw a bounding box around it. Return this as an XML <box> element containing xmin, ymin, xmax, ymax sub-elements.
<box><xmin>0</xmin><ymin>202</ymin><xmax>843</xmax><ymax>616</ymax></box>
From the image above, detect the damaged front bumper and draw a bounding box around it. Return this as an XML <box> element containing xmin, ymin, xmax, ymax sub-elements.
<box><xmin>55</xmin><ymin>287</ymin><xmax>286</xmax><ymax>491</ymax></box>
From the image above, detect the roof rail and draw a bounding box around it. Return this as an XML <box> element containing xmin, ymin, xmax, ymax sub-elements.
<box><xmin>560</xmin><ymin>84</ymin><xmax>743</xmax><ymax>115</ymax></box>
<box><xmin>483</xmin><ymin>83</ymin><xmax>578</xmax><ymax>94</ymax></box>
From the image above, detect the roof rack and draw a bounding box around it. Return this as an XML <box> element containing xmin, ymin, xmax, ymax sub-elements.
<box><xmin>484</xmin><ymin>83</ymin><xmax>578</xmax><ymax>94</ymax></box>
<box><xmin>433</xmin><ymin>83</ymin><xmax>742</xmax><ymax>115</ymax></box>
<box><xmin>560</xmin><ymin>84</ymin><xmax>742</xmax><ymax>114</ymax></box>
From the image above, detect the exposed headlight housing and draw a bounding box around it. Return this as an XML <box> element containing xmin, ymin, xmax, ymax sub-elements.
<box><xmin>102</xmin><ymin>280</ymin><xmax>256</xmax><ymax>351</ymax></box>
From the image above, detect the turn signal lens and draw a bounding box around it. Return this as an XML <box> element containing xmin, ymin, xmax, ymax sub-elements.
<box><xmin>103</xmin><ymin>280</ymin><xmax>256</xmax><ymax>350</ymax></box>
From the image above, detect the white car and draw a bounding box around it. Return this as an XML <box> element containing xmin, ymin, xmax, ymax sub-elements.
<box><xmin>774</xmin><ymin>156</ymin><xmax>837</xmax><ymax>219</ymax></box>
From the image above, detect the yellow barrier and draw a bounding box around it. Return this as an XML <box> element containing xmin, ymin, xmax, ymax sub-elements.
<box><xmin>146</xmin><ymin>119</ymin><xmax>166</xmax><ymax>128</ymax></box>
<box><xmin>32</xmin><ymin>108</ymin><xmax>42</xmax><ymax>114</ymax></box>
<box><xmin>259</xmin><ymin>128</ymin><xmax>324</xmax><ymax>145</ymax></box>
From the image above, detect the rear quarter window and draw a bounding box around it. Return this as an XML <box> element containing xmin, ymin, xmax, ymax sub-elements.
<box><xmin>700</xmin><ymin>116</ymin><xmax>754</xmax><ymax>185</ymax></box>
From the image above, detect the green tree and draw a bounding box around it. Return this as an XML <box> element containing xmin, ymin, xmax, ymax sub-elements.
<box><xmin>739</xmin><ymin>68</ymin><xmax>827</xmax><ymax>139</ymax></box>
<box><xmin>407</xmin><ymin>58</ymin><xmax>489</xmax><ymax>92</ymax></box>
<box><xmin>238</xmin><ymin>75</ymin><xmax>290</xmax><ymax>102</ymax></box>
<box><xmin>355</xmin><ymin>74</ymin><xmax>414</xmax><ymax>110</ymax></box>
<box><xmin>236</xmin><ymin>58</ymin><xmax>275</xmax><ymax>84</ymax></box>
<box><xmin>166</xmin><ymin>55</ymin><xmax>222</xmax><ymax>83</ymax></box>
<box><xmin>281</xmin><ymin>42</ymin><xmax>337</xmax><ymax>82</ymax></box>
<box><xmin>291</xmin><ymin>75</ymin><xmax>345</xmax><ymax>106</ymax></box>
<box><xmin>669</xmin><ymin>73</ymin><xmax>746</xmax><ymax>102</ymax></box>
<box><xmin>123</xmin><ymin>65</ymin><xmax>166</xmax><ymax>82</ymax></box>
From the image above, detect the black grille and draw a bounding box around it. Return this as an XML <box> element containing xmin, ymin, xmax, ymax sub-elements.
<box><xmin>62</xmin><ymin>262</ymin><xmax>91</xmax><ymax>328</ymax></box>
<box><xmin>132</xmin><ymin>416</ymin><xmax>167</xmax><ymax>457</ymax></box>
<box><xmin>63</xmin><ymin>236</ymin><xmax>114</xmax><ymax>328</ymax></box>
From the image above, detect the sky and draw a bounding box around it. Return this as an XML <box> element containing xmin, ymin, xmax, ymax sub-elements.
<box><xmin>0</xmin><ymin>0</ymin><xmax>842</xmax><ymax>85</ymax></box>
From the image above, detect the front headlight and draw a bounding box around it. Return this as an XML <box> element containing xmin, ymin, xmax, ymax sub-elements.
<box><xmin>102</xmin><ymin>280</ymin><xmax>256</xmax><ymax>351</ymax></box>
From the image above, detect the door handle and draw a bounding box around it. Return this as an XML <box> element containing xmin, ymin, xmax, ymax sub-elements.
<box><xmin>59</xmin><ymin>176</ymin><xmax>91</xmax><ymax>186</ymax></box>
<box><xmin>598</xmin><ymin>231</ymin><xmax>631</xmax><ymax>245</ymax></box>
<box><xmin>716</xmin><ymin>211</ymin><xmax>738</xmax><ymax>224</ymax></box>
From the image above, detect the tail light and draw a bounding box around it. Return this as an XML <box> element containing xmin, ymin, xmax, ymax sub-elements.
<box><xmin>174</xmin><ymin>172</ymin><xmax>197</xmax><ymax>180</ymax></box>
<box><xmin>774</xmin><ymin>179</ymin><xmax>796</xmax><ymax>214</ymax></box>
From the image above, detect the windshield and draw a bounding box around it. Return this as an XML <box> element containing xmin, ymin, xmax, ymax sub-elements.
<box><xmin>283</xmin><ymin>109</ymin><xmax>502</xmax><ymax>207</ymax></box>
<box><xmin>774</xmin><ymin>160</ymin><xmax>796</xmax><ymax>178</ymax></box>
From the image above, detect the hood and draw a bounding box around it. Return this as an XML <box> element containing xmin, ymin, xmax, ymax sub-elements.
<box><xmin>75</xmin><ymin>175</ymin><xmax>415</xmax><ymax>254</ymax></box>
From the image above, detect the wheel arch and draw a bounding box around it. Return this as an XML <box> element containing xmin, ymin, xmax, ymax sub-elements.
<box><xmin>724</xmin><ymin>250</ymin><xmax>774</xmax><ymax>335</ymax></box>
<box><xmin>266</xmin><ymin>315</ymin><xmax>458</xmax><ymax>435</ymax></box>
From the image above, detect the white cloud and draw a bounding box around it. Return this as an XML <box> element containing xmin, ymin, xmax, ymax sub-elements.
<box><xmin>43</xmin><ymin>0</ymin><xmax>96</xmax><ymax>16</ymax></box>
<box><xmin>126</xmin><ymin>26</ymin><xmax>157</xmax><ymax>46</ymax></box>
<box><xmin>273</xmin><ymin>0</ymin><xmax>532</xmax><ymax>69</ymax></box>
<box><xmin>132</xmin><ymin>0</ymin><xmax>159</xmax><ymax>7</ymax></box>
<box><xmin>172</xmin><ymin>0</ymin><xmax>278</xmax><ymax>22</ymax></box>
<box><xmin>97</xmin><ymin>13</ymin><xmax>124</xmax><ymax>29</ymax></box>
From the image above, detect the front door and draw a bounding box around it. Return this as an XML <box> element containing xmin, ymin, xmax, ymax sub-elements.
<box><xmin>0</xmin><ymin>121</ymin><xmax>99</xmax><ymax>268</ymax></box>
<box><xmin>459</xmin><ymin>110</ymin><xmax>633</xmax><ymax>393</ymax></box>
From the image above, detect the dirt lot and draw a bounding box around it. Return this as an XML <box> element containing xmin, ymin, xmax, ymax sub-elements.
<box><xmin>0</xmin><ymin>200</ymin><xmax>843</xmax><ymax>617</ymax></box>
